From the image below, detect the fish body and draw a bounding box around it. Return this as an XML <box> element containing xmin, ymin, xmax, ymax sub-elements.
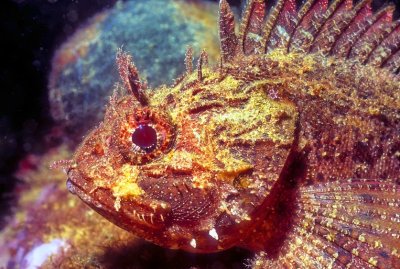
<box><xmin>65</xmin><ymin>0</ymin><xmax>400</xmax><ymax>267</ymax></box>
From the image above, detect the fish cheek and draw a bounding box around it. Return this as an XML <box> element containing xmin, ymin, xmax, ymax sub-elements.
<box><xmin>209</xmin><ymin>97</ymin><xmax>299</xmax><ymax>248</ymax></box>
<box><xmin>139</xmin><ymin>175</ymin><xmax>218</xmax><ymax>226</ymax></box>
<box><xmin>68</xmin><ymin>165</ymin><xmax>173</xmax><ymax>241</ymax></box>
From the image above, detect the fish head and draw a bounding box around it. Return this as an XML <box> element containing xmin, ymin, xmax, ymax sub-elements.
<box><xmin>66</xmin><ymin>51</ymin><xmax>298</xmax><ymax>253</ymax></box>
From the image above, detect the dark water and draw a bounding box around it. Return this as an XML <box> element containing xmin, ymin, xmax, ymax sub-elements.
<box><xmin>0</xmin><ymin>0</ymin><xmax>118</xmax><ymax>226</ymax></box>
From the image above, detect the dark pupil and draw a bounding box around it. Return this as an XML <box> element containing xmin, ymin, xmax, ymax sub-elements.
<box><xmin>131</xmin><ymin>124</ymin><xmax>157</xmax><ymax>152</ymax></box>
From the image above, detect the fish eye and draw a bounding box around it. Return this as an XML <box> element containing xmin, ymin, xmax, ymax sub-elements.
<box><xmin>111</xmin><ymin>107</ymin><xmax>175</xmax><ymax>164</ymax></box>
<box><xmin>131</xmin><ymin>124</ymin><xmax>158</xmax><ymax>153</ymax></box>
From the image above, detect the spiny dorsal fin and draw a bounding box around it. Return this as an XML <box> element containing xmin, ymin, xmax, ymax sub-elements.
<box><xmin>380</xmin><ymin>24</ymin><xmax>400</xmax><ymax>73</ymax></box>
<box><xmin>253</xmin><ymin>179</ymin><xmax>400</xmax><ymax>268</ymax></box>
<box><xmin>286</xmin><ymin>0</ymin><xmax>329</xmax><ymax>51</ymax></box>
<box><xmin>295</xmin><ymin>0</ymin><xmax>351</xmax><ymax>52</ymax></box>
<box><xmin>219</xmin><ymin>0</ymin><xmax>238</xmax><ymax>63</ymax></box>
<box><xmin>116</xmin><ymin>49</ymin><xmax>148</xmax><ymax>106</ymax></box>
<box><xmin>223</xmin><ymin>0</ymin><xmax>400</xmax><ymax>75</ymax></box>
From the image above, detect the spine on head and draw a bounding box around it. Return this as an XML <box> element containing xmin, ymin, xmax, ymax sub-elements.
<box><xmin>116</xmin><ymin>49</ymin><xmax>148</xmax><ymax>106</ymax></box>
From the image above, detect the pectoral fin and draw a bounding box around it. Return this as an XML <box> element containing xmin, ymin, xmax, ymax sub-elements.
<box><xmin>251</xmin><ymin>178</ymin><xmax>400</xmax><ymax>268</ymax></box>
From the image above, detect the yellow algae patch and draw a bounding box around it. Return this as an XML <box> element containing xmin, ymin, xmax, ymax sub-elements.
<box><xmin>358</xmin><ymin>233</ymin><xmax>366</xmax><ymax>242</ymax></box>
<box><xmin>368</xmin><ymin>257</ymin><xmax>378</xmax><ymax>267</ymax></box>
<box><xmin>15</xmin><ymin>211</ymin><xmax>27</xmax><ymax>224</ymax></box>
<box><xmin>111</xmin><ymin>164</ymin><xmax>143</xmax><ymax>199</ymax></box>
<box><xmin>19</xmin><ymin>186</ymin><xmax>44</xmax><ymax>206</ymax></box>
<box><xmin>374</xmin><ymin>240</ymin><xmax>383</xmax><ymax>248</ymax></box>
<box><xmin>44</xmin><ymin>224</ymin><xmax>87</xmax><ymax>244</ymax></box>
<box><xmin>192</xmin><ymin>172</ymin><xmax>213</xmax><ymax>189</ymax></box>
<box><xmin>392</xmin><ymin>248</ymin><xmax>399</xmax><ymax>258</ymax></box>
<box><xmin>217</xmin><ymin>75</ymin><xmax>241</xmax><ymax>92</ymax></box>
<box><xmin>165</xmin><ymin>149</ymin><xmax>214</xmax><ymax>187</ymax></box>
<box><xmin>166</xmin><ymin>150</ymin><xmax>194</xmax><ymax>171</ymax></box>
<box><xmin>212</xmin><ymin>93</ymin><xmax>296</xmax><ymax>145</ymax></box>
<box><xmin>215</xmin><ymin>148</ymin><xmax>253</xmax><ymax>180</ymax></box>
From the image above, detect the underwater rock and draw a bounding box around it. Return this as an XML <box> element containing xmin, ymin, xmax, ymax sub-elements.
<box><xmin>48</xmin><ymin>0</ymin><xmax>220</xmax><ymax>143</ymax></box>
<box><xmin>0</xmin><ymin>146</ymin><xmax>137</xmax><ymax>268</ymax></box>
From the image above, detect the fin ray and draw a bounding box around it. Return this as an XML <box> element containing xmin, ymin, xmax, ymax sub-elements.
<box><xmin>295</xmin><ymin>179</ymin><xmax>400</xmax><ymax>268</ymax></box>
<box><xmin>252</xmin><ymin>179</ymin><xmax>400</xmax><ymax>268</ymax></box>
<box><xmin>219</xmin><ymin>0</ymin><xmax>238</xmax><ymax>63</ymax></box>
<box><xmin>264</xmin><ymin>0</ymin><xmax>297</xmax><ymax>52</ymax></box>
<box><xmin>348</xmin><ymin>4</ymin><xmax>396</xmax><ymax>62</ymax></box>
<box><xmin>383</xmin><ymin>48</ymin><xmax>400</xmax><ymax>72</ymax></box>
<box><xmin>239</xmin><ymin>0</ymin><xmax>266</xmax><ymax>55</ymax></box>
<box><xmin>308</xmin><ymin>0</ymin><xmax>354</xmax><ymax>54</ymax></box>
<box><xmin>367</xmin><ymin>21</ymin><xmax>400</xmax><ymax>67</ymax></box>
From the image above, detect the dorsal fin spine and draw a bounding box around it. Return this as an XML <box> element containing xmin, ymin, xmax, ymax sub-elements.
<box><xmin>306</xmin><ymin>0</ymin><xmax>351</xmax><ymax>53</ymax></box>
<box><xmin>289</xmin><ymin>0</ymin><xmax>329</xmax><ymax>51</ymax></box>
<box><xmin>287</xmin><ymin>0</ymin><xmax>321</xmax><ymax>52</ymax></box>
<box><xmin>381</xmin><ymin>33</ymin><xmax>400</xmax><ymax>72</ymax></box>
<box><xmin>365</xmin><ymin>20</ymin><xmax>400</xmax><ymax>66</ymax></box>
<box><xmin>262</xmin><ymin>0</ymin><xmax>297</xmax><ymax>52</ymax></box>
<box><xmin>219</xmin><ymin>0</ymin><xmax>238</xmax><ymax>64</ymax></box>
<box><xmin>348</xmin><ymin>4</ymin><xmax>396</xmax><ymax>62</ymax></box>
<box><xmin>343</xmin><ymin>3</ymin><xmax>386</xmax><ymax>59</ymax></box>
<box><xmin>261</xmin><ymin>0</ymin><xmax>285</xmax><ymax>53</ymax></box>
<box><xmin>238</xmin><ymin>0</ymin><xmax>266</xmax><ymax>54</ymax></box>
<box><xmin>310</xmin><ymin>0</ymin><xmax>376</xmax><ymax>56</ymax></box>
<box><xmin>116</xmin><ymin>49</ymin><xmax>148</xmax><ymax>106</ymax></box>
<box><xmin>327</xmin><ymin>0</ymin><xmax>372</xmax><ymax>56</ymax></box>
<box><xmin>185</xmin><ymin>46</ymin><xmax>193</xmax><ymax>75</ymax></box>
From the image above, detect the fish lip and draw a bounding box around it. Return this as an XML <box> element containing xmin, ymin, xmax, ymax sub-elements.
<box><xmin>65</xmin><ymin>171</ymin><xmax>99</xmax><ymax>207</ymax></box>
<box><xmin>66</xmin><ymin>178</ymin><xmax>77</xmax><ymax>195</ymax></box>
<box><xmin>66</xmin><ymin>168</ymin><xmax>172</xmax><ymax>231</ymax></box>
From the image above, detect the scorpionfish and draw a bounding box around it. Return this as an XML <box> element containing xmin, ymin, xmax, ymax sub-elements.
<box><xmin>63</xmin><ymin>0</ymin><xmax>400</xmax><ymax>268</ymax></box>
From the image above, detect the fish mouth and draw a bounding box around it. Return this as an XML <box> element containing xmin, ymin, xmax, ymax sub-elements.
<box><xmin>66</xmin><ymin>168</ymin><xmax>172</xmax><ymax>234</ymax></box>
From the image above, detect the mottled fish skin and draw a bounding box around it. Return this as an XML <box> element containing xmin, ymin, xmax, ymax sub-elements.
<box><xmin>62</xmin><ymin>0</ymin><xmax>400</xmax><ymax>268</ymax></box>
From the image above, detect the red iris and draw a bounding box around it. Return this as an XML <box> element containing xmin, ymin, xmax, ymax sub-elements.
<box><xmin>131</xmin><ymin>124</ymin><xmax>157</xmax><ymax>152</ymax></box>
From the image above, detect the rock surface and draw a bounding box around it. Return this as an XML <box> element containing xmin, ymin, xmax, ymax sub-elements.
<box><xmin>48</xmin><ymin>0</ymin><xmax>220</xmax><ymax>143</ymax></box>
